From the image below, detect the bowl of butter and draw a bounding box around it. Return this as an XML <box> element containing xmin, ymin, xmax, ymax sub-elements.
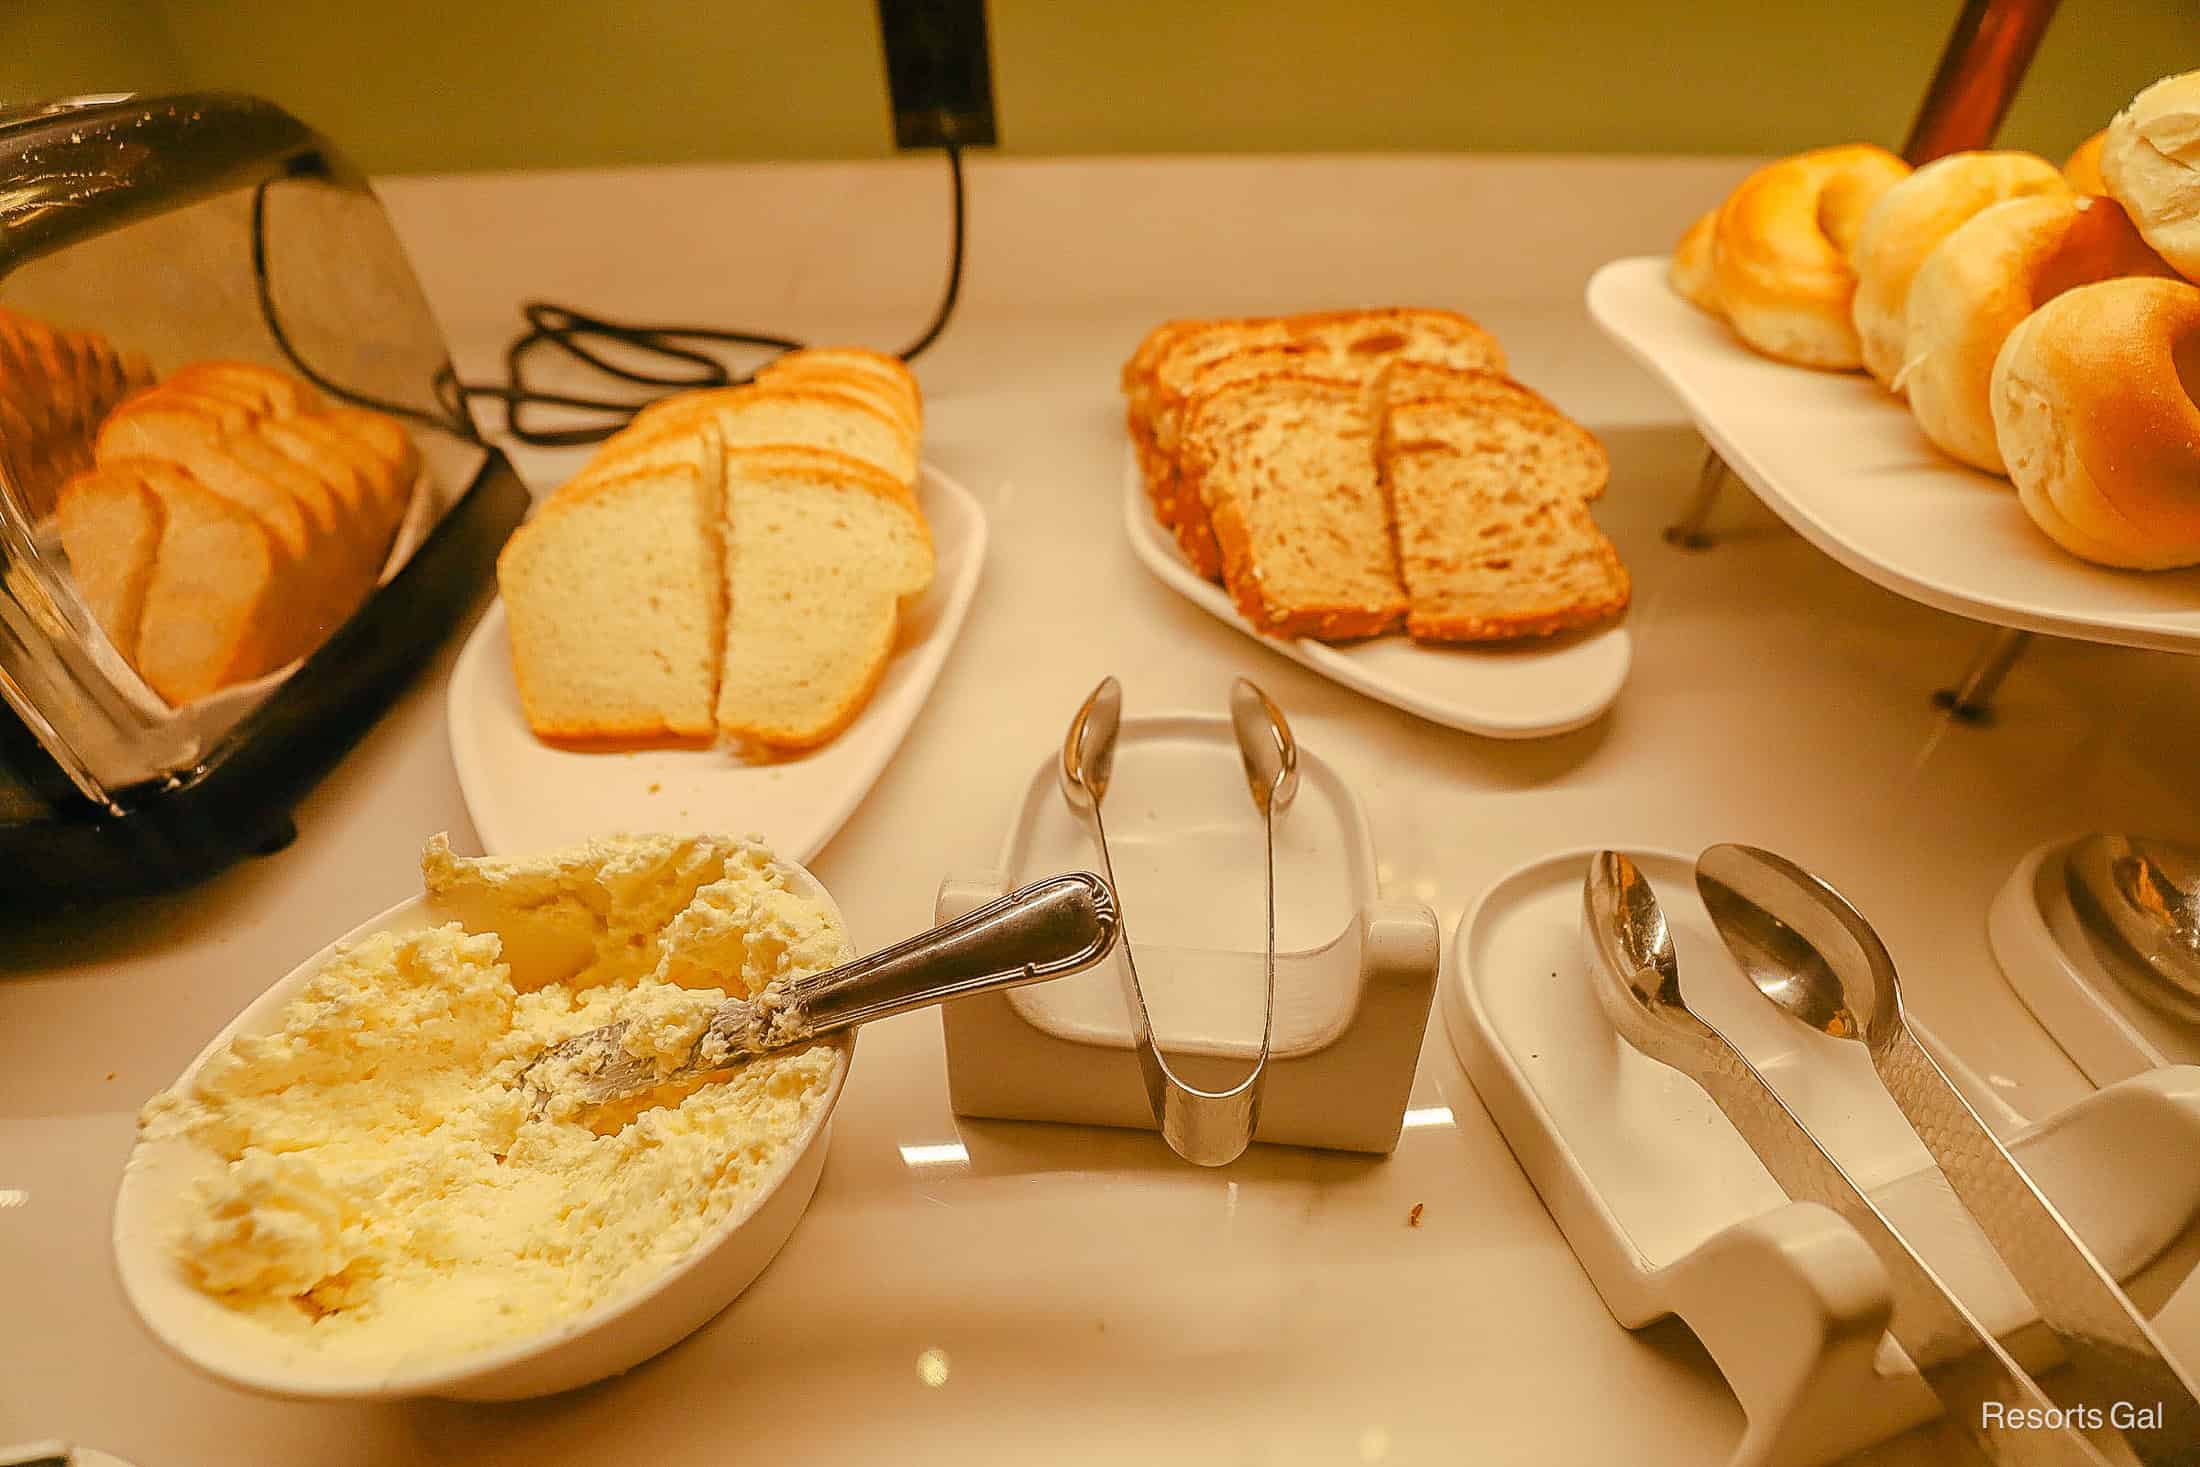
<box><xmin>112</xmin><ymin>832</ymin><xmax>855</xmax><ymax>1401</ymax></box>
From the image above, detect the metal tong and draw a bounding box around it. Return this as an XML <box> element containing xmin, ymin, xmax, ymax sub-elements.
<box><xmin>1060</xmin><ymin>675</ymin><xmax>1296</xmax><ymax>1167</ymax></box>
<box><xmin>1584</xmin><ymin>852</ymin><xmax>2128</xmax><ymax>1466</ymax></box>
<box><xmin>1696</xmin><ymin>845</ymin><xmax>2200</xmax><ymax>1466</ymax></box>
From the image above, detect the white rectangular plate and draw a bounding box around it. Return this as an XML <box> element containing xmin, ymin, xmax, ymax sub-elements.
<box><xmin>1588</xmin><ymin>255</ymin><xmax>2200</xmax><ymax>654</ymax></box>
<box><xmin>446</xmin><ymin>464</ymin><xmax>986</xmax><ymax>860</ymax></box>
<box><xmin>1122</xmin><ymin>455</ymin><xmax>1631</xmax><ymax>739</ymax></box>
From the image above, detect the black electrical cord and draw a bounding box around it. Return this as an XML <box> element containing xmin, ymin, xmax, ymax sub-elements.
<box><xmin>252</xmin><ymin>143</ymin><xmax>966</xmax><ymax>447</ymax></box>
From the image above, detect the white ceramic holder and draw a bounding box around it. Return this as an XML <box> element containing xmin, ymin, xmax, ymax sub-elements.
<box><xmin>1990</xmin><ymin>837</ymin><xmax>2200</xmax><ymax>1087</ymax></box>
<box><xmin>1444</xmin><ymin>847</ymin><xmax>2200</xmax><ymax>1467</ymax></box>
<box><xmin>940</xmin><ymin>712</ymin><xmax>1439</xmax><ymax>1155</ymax></box>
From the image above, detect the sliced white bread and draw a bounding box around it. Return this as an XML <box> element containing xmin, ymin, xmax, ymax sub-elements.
<box><xmin>163</xmin><ymin>360</ymin><xmax>325</xmax><ymax>416</ymax></box>
<box><xmin>53</xmin><ymin>463</ymin><xmax>166</xmax><ymax>662</ymax></box>
<box><xmin>590</xmin><ymin>384</ymin><xmax>915</xmax><ymax>487</ymax></box>
<box><xmin>498</xmin><ymin>440</ymin><xmax>727</xmax><ymax>744</ymax></box>
<box><xmin>1180</xmin><ymin>371</ymin><xmax>1406</xmax><ymax>639</ymax></box>
<box><xmin>265</xmin><ymin>411</ymin><xmax>409</xmax><ymax>554</ymax></box>
<box><xmin>251</xmin><ymin>415</ymin><xmax>390</xmax><ymax>578</ymax></box>
<box><xmin>129</xmin><ymin>458</ymin><xmax>287</xmax><ymax>703</ymax></box>
<box><xmin>755</xmin><ymin>347</ymin><xmax>921</xmax><ymax>437</ymax></box>
<box><xmin>1382</xmin><ymin>379</ymin><xmax>1627</xmax><ymax>642</ymax></box>
<box><xmin>715</xmin><ymin>445</ymin><xmax>933</xmax><ymax>751</ymax></box>
<box><xmin>320</xmin><ymin>406</ymin><xmax>421</xmax><ymax>524</ymax></box>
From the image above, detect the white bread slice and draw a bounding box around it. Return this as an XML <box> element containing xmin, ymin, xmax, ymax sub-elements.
<box><xmin>93</xmin><ymin>399</ymin><xmax>344</xmax><ymax>663</ymax></box>
<box><xmin>53</xmin><ymin>464</ymin><xmax>166</xmax><ymax>662</ymax></box>
<box><xmin>755</xmin><ymin>347</ymin><xmax>921</xmax><ymax>436</ymax></box>
<box><xmin>715</xmin><ymin>446</ymin><xmax>933</xmax><ymax>751</ymax></box>
<box><xmin>129</xmin><ymin>458</ymin><xmax>287</xmax><ymax>702</ymax></box>
<box><xmin>498</xmin><ymin>443</ymin><xmax>726</xmax><ymax>744</ymax></box>
<box><xmin>114</xmin><ymin>384</ymin><xmax>259</xmax><ymax>435</ymax></box>
<box><xmin>319</xmin><ymin>406</ymin><xmax>420</xmax><ymax>526</ymax></box>
<box><xmin>96</xmin><ymin>396</ymin><xmax>227</xmax><ymax>461</ymax></box>
<box><xmin>1181</xmin><ymin>371</ymin><xmax>1406</xmax><ymax>639</ymax></box>
<box><xmin>591</xmin><ymin>385</ymin><xmax>915</xmax><ymax>487</ymax></box>
<box><xmin>250</xmin><ymin>416</ymin><xmax>388</xmax><ymax>580</ymax></box>
<box><xmin>1382</xmin><ymin>381</ymin><xmax>1627</xmax><ymax>642</ymax></box>
<box><xmin>164</xmin><ymin>361</ymin><xmax>324</xmax><ymax>416</ymax></box>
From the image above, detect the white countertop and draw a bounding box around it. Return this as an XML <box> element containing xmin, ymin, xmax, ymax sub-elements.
<box><xmin>8</xmin><ymin>154</ymin><xmax>2199</xmax><ymax>1466</ymax></box>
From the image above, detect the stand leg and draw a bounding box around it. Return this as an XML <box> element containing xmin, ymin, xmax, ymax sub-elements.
<box><xmin>1933</xmin><ymin>627</ymin><xmax>2032</xmax><ymax>724</ymax></box>
<box><xmin>1665</xmin><ymin>448</ymin><xmax>1728</xmax><ymax>550</ymax></box>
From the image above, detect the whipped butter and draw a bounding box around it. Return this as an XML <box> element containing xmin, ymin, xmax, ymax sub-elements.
<box><xmin>137</xmin><ymin>833</ymin><xmax>851</xmax><ymax>1369</ymax></box>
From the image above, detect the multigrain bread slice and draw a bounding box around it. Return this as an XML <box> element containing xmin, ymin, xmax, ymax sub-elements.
<box><xmin>589</xmin><ymin>385</ymin><xmax>915</xmax><ymax>487</ymax></box>
<box><xmin>1134</xmin><ymin>319</ymin><xmax>1300</xmax><ymax>575</ymax></box>
<box><xmin>1181</xmin><ymin>372</ymin><xmax>1406</xmax><ymax>639</ymax></box>
<box><xmin>498</xmin><ymin>442</ymin><xmax>727</xmax><ymax>744</ymax></box>
<box><xmin>53</xmin><ymin>463</ymin><xmax>166</xmax><ymax>662</ymax></box>
<box><xmin>1382</xmin><ymin>385</ymin><xmax>1627</xmax><ymax>642</ymax></box>
<box><xmin>1377</xmin><ymin>364</ymin><xmax>1611</xmax><ymax>500</ymax></box>
<box><xmin>1135</xmin><ymin>308</ymin><xmax>1510</xmax><ymax>578</ymax></box>
<box><xmin>715</xmin><ymin>446</ymin><xmax>934</xmax><ymax>751</ymax></box>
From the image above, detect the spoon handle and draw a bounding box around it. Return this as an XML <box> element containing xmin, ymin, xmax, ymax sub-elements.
<box><xmin>1873</xmin><ymin>1027</ymin><xmax>2200</xmax><ymax>1462</ymax></box>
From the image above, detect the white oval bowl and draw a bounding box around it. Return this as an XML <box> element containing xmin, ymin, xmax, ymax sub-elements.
<box><xmin>111</xmin><ymin>867</ymin><xmax>853</xmax><ymax>1403</ymax></box>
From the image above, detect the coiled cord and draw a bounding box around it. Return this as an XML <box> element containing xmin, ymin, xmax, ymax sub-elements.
<box><xmin>254</xmin><ymin>144</ymin><xmax>965</xmax><ymax>447</ymax></box>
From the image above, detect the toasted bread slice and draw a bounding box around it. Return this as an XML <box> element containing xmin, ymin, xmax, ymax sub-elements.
<box><xmin>53</xmin><ymin>464</ymin><xmax>167</xmax><ymax>662</ymax></box>
<box><xmin>1382</xmin><ymin>387</ymin><xmax>1626</xmax><ymax>642</ymax></box>
<box><xmin>129</xmin><ymin>459</ymin><xmax>286</xmax><ymax>702</ymax></box>
<box><xmin>498</xmin><ymin>442</ymin><xmax>727</xmax><ymax>744</ymax></box>
<box><xmin>715</xmin><ymin>446</ymin><xmax>933</xmax><ymax>751</ymax></box>
<box><xmin>1181</xmin><ymin>372</ymin><xmax>1406</xmax><ymax>639</ymax></box>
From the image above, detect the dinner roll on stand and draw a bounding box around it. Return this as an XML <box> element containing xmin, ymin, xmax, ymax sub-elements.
<box><xmin>1663</xmin><ymin>0</ymin><xmax>2061</xmax><ymax>721</ymax></box>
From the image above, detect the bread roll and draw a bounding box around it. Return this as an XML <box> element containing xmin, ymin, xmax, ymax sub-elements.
<box><xmin>2064</xmin><ymin>130</ymin><xmax>2109</xmax><ymax>193</ymax></box>
<box><xmin>1670</xmin><ymin>209</ymin><xmax>1722</xmax><ymax>315</ymax></box>
<box><xmin>2101</xmin><ymin>71</ymin><xmax>2200</xmax><ymax>282</ymax></box>
<box><xmin>1711</xmin><ymin>144</ymin><xmax>1911</xmax><ymax>369</ymax></box>
<box><xmin>1991</xmin><ymin>276</ymin><xmax>2200</xmax><ymax>568</ymax></box>
<box><xmin>1848</xmin><ymin>151</ymin><xmax>2068</xmax><ymax>390</ymax></box>
<box><xmin>1901</xmin><ymin>194</ymin><xmax>2177</xmax><ymax>473</ymax></box>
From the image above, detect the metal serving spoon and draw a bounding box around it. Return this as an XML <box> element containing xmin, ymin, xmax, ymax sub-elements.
<box><xmin>523</xmin><ymin>871</ymin><xmax>1119</xmax><ymax>1112</ymax></box>
<box><xmin>1584</xmin><ymin>851</ymin><xmax>2118</xmax><ymax>1467</ymax></box>
<box><xmin>2065</xmin><ymin>835</ymin><xmax>2200</xmax><ymax>1026</ymax></box>
<box><xmin>1697</xmin><ymin>843</ymin><xmax>2200</xmax><ymax>1466</ymax></box>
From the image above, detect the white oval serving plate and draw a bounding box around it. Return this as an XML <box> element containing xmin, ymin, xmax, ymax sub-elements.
<box><xmin>1122</xmin><ymin>455</ymin><xmax>1632</xmax><ymax>739</ymax></box>
<box><xmin>113</xmin><ymin>867</ymin><xmax>853</xmax><ymax>1403</ymax></box>
<box><xmin>448</xmin><ymin>463</ymin><xmax>986</xmax><ymax>859</ymax></box>
<box><xmin>1587</xmin><ymin>255</ymin><xmax>2200</xmax><ymax>655</ymax></box>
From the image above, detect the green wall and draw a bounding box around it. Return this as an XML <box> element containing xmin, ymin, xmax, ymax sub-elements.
<box><xmin>8</xmin><ymin>1</ymin><xmax>2189</xmax><ymax>174</ymax></box>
